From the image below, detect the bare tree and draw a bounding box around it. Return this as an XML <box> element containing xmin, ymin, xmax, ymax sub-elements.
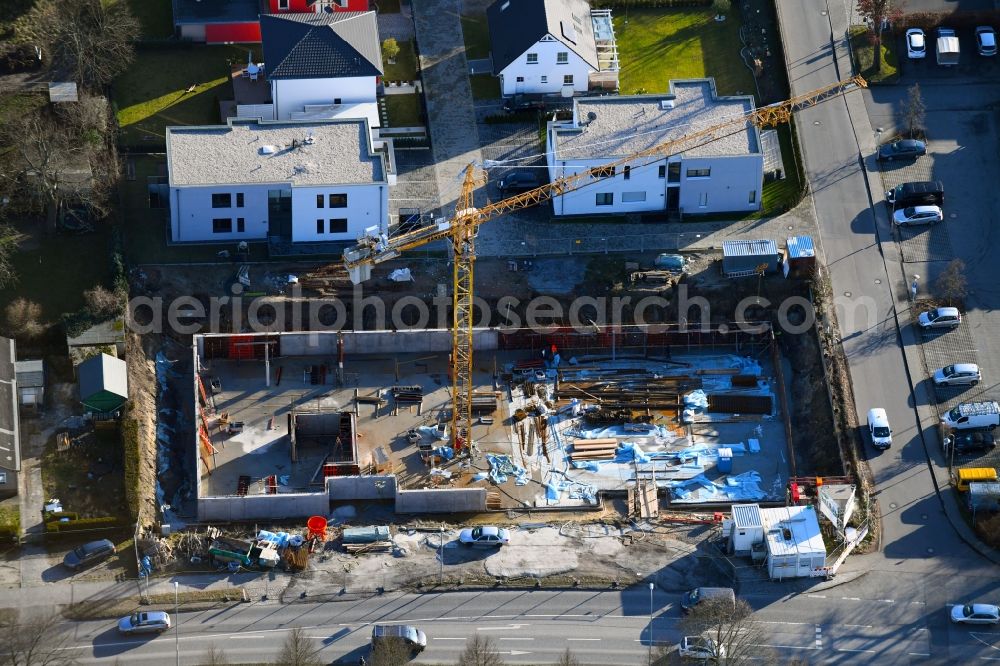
<box><xmin>0</xmin><ymin>223</ymin><xmax>18</xmax><ymax>290</ymax></box>
<box><xmin>201</xmin><ymin>645</ymin><xmax>229</xmax><ymax>665</ymax></box>
<box><xmin>680</xmin><ymin>597</ymin><xmax>769</xmax><ymax>666</ymax></box>
<box><xmin>856</xmin><ymin>0</ymin><xmax>903</xmax><ymax>71</ymax></box>
<box><xmin>458</xmin><ymin>634</ymin><xmax>506</xmax><ymax>666</ymax></box>
<box><xmin>557</xmin><ymin>648</ymin><xmax>581</xmax><ymax>666</ymax></box>
<box><xmin>0</xmin><ymin>609</ymin><xmax>76</xmax><ymax>665</ymax></box>
<box><xmin>84</xmin><ymin>285</ymin><xmax>124</xmax><ymax>320</ymax></box>
<box><xmin>369</xmin><ymin>637</ymin><xmax>412</xmax><ymax>666</ymax></box>
<box><xmin>275</xmin><ymin>627</ymin><xmax>323</xmax><ymax>666</ymax></box>
<box><xmin>23</xmin><ymin>0</ymin><xmax>139</xmax><ymax>90</ymax></box>
<box><xmin>935</xmin><ymin>258</ymin><xmax>968</xmax><ymax>306</ymax></box>
<box><xmin>4</xmin><ymin>298</ymin><xmax>45</xmax><ymax>340</ymax></box>
<box><xmin>900</xmin><ymin>83</ymin><xmax>926</xmax><ymax>138</ymax></box>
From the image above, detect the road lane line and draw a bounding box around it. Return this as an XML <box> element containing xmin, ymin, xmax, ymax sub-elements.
<box><xmin>566</xmin><ymin>638</ymin><xmax>601</xmax><ymax>641</ymax></box>
<box><xmin>815</xmin><ymin>626</ymin><xmax>822</xmax><ymax>650</ymax></box>
<box><xmin>836</xmin><ymin>648</ymin><xmax>876</xmax><ymax>653</ymax></box>
<box><xmin>499</xmin><ymin>638</ymin><xmax>534</xmax><ymax>641</ymax></box>
<box><xmin>807</xmin><ymin>594</ymin><xmax>827</xmax><ymax>599</ymax></box>
<box><xmin>908</xmin><ymin>652</ymin><xmax>930</xmax><ymax>657</ymax></box>
<box><xmin>842</xmin><ymin>624</ymin><xmax>874</xmax><ymax>628</ymax></box>
<box><xmin>434</xmin><ymin>638</ymin><xmax>466</xmax><ymax>641</ymax></box>
<box><xmin>841</xmin><ymin>597</ymin><xmax>861</xmax><ymax>601</ymax></box>
<box><xmin>751</xmin><ymin>644</ymin><xmax>818</xmax><ymax>650</ymax></box>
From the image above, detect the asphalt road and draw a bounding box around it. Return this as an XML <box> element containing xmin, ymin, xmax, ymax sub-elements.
<box><xmin>55</xmin><ymin>587</ymin><xmax>1000</xmax><ymax>664</ymax></box>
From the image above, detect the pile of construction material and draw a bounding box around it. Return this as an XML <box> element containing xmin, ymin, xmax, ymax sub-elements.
<box><xmin>569</xmin><ymin>438</ymin><xmax>619</xmax><ymax>463</ymax></box>
<box><xmin>342</xmin><ymin>525</ymin><xmax>393</xmax><ymax>554</ymax></box>
<box><xmin>556</xmin><ymin>369</ymin><xmax>701</xmax><ymax>414</ymax></box>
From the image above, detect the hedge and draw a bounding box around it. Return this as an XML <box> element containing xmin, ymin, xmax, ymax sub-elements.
<box><xmin>121</xmin><ymin>414</ymin><xmax>141</xmax><ymax>522</ymax></box>
<box><xmin>45</xmin><ymin>516</ymin><xmax>124</xmax><ymax>533</ymax></box>
<box><xmin>899</xmin><ymin>11</ymin><xmax>1000</xmax><ymax>32</ymax></box>
<box><xmin>590</xmin><ymin>0</ymin><xmax>712</xmax><ymax>6</ymax></box>
<box><xmin>43</xmin><ymin>511</ymin><xmax>79</xmax><ymax>522</ymax></box>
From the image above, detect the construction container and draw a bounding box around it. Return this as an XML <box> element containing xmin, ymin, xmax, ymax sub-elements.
<box><xmin>722</xmin><ymin>240</ymin><xmax>780</xmax><ymax>277</ymax></box>
<box><xmin>717</xmin><ymin>448</ymin><xmax>733</xmax><ymax>474</ymax></box>
<box><xmin>784</xmin><ymin>236</ymin><xmax>816</xmax><ymax>278</ymax></box>
<box><xmin>968</xmin><ymin>482</ymin><xmax>1000</xmax><ymax>512</ymax></box>
<box><xmin>729</xmin><ymin>504</ymin><xmax>764</xmax><ymax>556</ymax></box>
<box><xmin>342</xmin><ymin>525</ymin><xmax>391</xmax><ymax>544</ymax></box>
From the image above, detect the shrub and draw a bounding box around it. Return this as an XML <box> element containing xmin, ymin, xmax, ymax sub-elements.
<box><xmin>45</xmin><ymin>516</ymin><xmax>123</xmax><ymax>533</ymax></box>
<box><xmin>121</xmin><ymin>414</ymin><xmax>140</xmax><ymax>521</ymax></box>
<box><xmin>4</xmin><ymin>298</ymin><xmax>45</xmax><ymax>340</ymax></box>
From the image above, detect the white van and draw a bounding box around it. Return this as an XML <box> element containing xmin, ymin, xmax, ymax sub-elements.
<box><xmin>868</xmin><ymin>408</ymin><xmax>892</xmax><ymax>449</ymax></box>
<box><xmin>942</xmin><ymin>401</ymin><xmax>1000</xmax><ymax>431</ymax></box>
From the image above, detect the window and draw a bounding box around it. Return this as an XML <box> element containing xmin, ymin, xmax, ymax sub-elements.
<box><xmin>541</xmin><ymin>75</ymin><xmax>548</xmax><ymax>84</ymax></box>
<box><xmin>334</xmin><ymin>98</ymin><xmax>342</xmax><ymax>105</ymax></box>
<box><xmin>211</xmin><ymin>193</ymin><xmax>231</xmax><ymax>208</ymax></box>
<box><xmin>516</xmin><ymin>76</ymin><xmax>525</xmax><ymax>82</ymax></box>
<box><xmin>317</xmin><ymin>194</ymin><xmax>325</xmax><ymax>208</ymax></box>
<box><xmin>699</xmin><ymin>193</ymin><xmax>709</xmax><ymax>207</ymax></box>
<box><xmin>658</xmin><ymin>165</ymin><xmax>666</xmax><ymax>179</ymax></box>
<box><xmin>236</xmin><ymin>218</ymin><xmax>245</xmax><ymax>232</ymax></box>
<box><xmin>687</xmin><ymin>167</ymin><xmax>711</xmax><ymax>178</ymax></box>
<box><xmin>563</xmin><ymin>74</ymin><xmax>574</xmax><ymax>85</ymax></box>
<box><xmin>329</xmin><ymin>193</ymin><xmax>347</xmax><ymax>208</ymax></box>
<box><xmin>212</xmin><ymin>218</ymin><xmax>232</xmax><ymax>233</ymax></box>
<box><xmin>557</xmin><ymin>52</ymin><xmax>569</xmax><ymax>64</ymax></box>
<box><xmin>236</xmin><ymin>192</ymin><xmax>244</xmax><ymax>208</ymax></box>
<box><xmin>595</xmin><ymin>193</ymin><xmax>613</xmax><ymax>206</ymax></box>
<box><xmin>0</xmin><ymin>472</ymin><xmax>6</xmax><ymax>484</ymax></box>
<box><xmin>749</xmin><ymin>190</ymin><xmax>757</xmax><ymax>204</ymax></box>
<box><xmin>623</xmin><ymin>165</ymin><xmax>631</xmax><ymax>180</ymax></box>
<box><xmin>622</xmin><ymin>191</ymin><xmax>646</xmax><ymax>203</ymax></box>
<box><xmin>668</xmin><ymin>162</ymin><xmax>681</xmax><ymax>183</ymax></box>
<box><xmin>526</xmin><ymin>53</ymin><xmax>538</xmax><ymax>64</ymax></box>
<box><xmin>328</xmin><ymin>218</ymin><xmax>348</xmax><ymax>233</ymax></box>
<box><xmin>278</xmin><ymin>0</ymin><xmax>289</xmax><ymax>9</ymax></box>
<box><xmin>316</xmin><ymin>219</ymin><xmax>325</xmax><ymax>234</ymax></box>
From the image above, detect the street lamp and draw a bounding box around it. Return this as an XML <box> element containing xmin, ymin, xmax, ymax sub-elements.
<box><xmin>174</xmin><ymin>581</ymin><xmax>180</xmax><ymax>666</ymax></box>
<box><xmin>648</xmin><ymin>582</ymin><xmax>655</xmax><ymax>666</ymax></box>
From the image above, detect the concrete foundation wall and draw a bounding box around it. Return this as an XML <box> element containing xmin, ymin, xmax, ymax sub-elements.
<box><xmin>395</xmin><ymin>488</ymin><xmax>486</xmax><ymax>513</ymax></box>
<box><xmin>274</xmin><ymin>329</ymin><xmax>500</xmax><ymax>356</ymax></box>
<box><xmin>198</xmin><ymin>492</ymin><xmax>328</xmax><ymax>522</ymax></box>
<box><xmin>327</xmin><ymin>475</ymin><xmax>397</xmax><ymax>500</ymax></box>
<box><xmin>294</xmin><ymin>412</ymin><xmax>343</xmax><ymax>435</ymax></box>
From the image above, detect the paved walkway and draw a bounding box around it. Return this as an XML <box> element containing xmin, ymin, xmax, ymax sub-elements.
<box><xmin>377</xmin><ymin>4</ymin><xmax>415</xmax><ymax>42</ymax></box>
<box><xmin>411</xmin><ymin>0</ymin><xmax>484</xmax><ymax>215</ymax></box>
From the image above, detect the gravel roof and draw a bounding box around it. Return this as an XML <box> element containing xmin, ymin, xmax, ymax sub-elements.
<box><xmin>167</xmin><ymin>119</ymin><xmax>385</xmax><ymax>187</ymax></box>
<box><xmin>552</xmin><ymin>80</ymin><xmax>759</xmax><ymax>161</ymax></box>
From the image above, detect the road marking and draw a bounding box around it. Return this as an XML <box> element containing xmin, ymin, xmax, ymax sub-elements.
<box><xmin>476</xmin><ymin>625</ymin><xmax>526</xmax><ymax>631</ymax></box>
<box><xmin>908</xmin><ymin>652</ymin><xmax>931</xmax><ymax>657</ymax></box>
<box><xmin>807</xmin><ymin>594</ymin><xmax>827</xmax><ymax>599</ymax></box>
<box><xmin>815</xmin><ymin>626</ymin><xmax>822</xmax><ymax>650</ymax></box>
<box><xmin>836</xmin><ymin>648</ymin><xmax>876</xmax><ymax>653</ymax></box>
<box><xmin>566</xmin><ymin>638</ymin><xmax>601</xmax><ymax>641</ymax></box>
<box><xmin>434</xmin><ymin>638</ymin><xmax>466</xmax><ymax>641</ymax></box>
<box><xmin>758</xmin><ymin>621</ymin><xmax>813</xmax><ymax>626</ymax></box>
<box><xmin>751</xmin><ymin>643</ymin><xmax>818</xmax><ymax>650</ymax></box>
<box><xmin>842</xmin><ymin>624</ymin><xmax>875</xmax><ymax>628</ymax></box>
<box><xmin>497</xmin><ymin>651</ymin><xmax>531</xmax><ymax>656</ymax></box>
<box><xmin>499</xmin><ymin>638</ymin><xmax>534</xmax><ymax>641</ymax></box>
<box><xmin>841</xmin><ymin>597</ymin><xmax>861</xmax><ymax>601</ymax></box>
<box><xmin>910</xmin><ymin>601</ymin><xmax>927</xmax><ymax>606</ymax></box>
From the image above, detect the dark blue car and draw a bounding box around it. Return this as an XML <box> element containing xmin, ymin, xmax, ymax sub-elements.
<box><xmin>878</xmin><ymin>139</ymin><xmax>926</xmax><ymax>161</ymax></box>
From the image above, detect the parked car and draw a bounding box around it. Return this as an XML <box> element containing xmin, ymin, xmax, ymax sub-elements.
<box><xmin>976</xmin><ymin>26</ymin><xmax>997</xmax><ymax>56</ymax></box>
<box><xmin>497</xmin><ymin>170</ymin><xmax>542</xmax><ymax>195</ymax></box>
<box><xmin>951</xmin><ymin>603</ymin><xmax>1000</xmax><ymax>625</ymax></box>
<box><xmin>943</xmin><ymin>431</ymin><xmax>996</xmax><ymax>454</ymax></box>
<box><xmin>62</xmin><ymin>539</ymin><xmax>116</xmax><ymax>571</ymax></box>
<box><xmin>906</xmin><ymin>28</ymin><xmax>927</xmax><ymax>59</ymax></box>
<box><xmin>117</xmin><ymin>611</ymin><xmax>171</xmax><ymax>635</ymax></box>
<box><xmin>885</xmin><ymin>180</ymin><xmax>944</xmax><ymax>208</ymax></box>
<box><xmin>941</xmin><ymin>401</ymin><xmax>1000</xmax><ymax>431</ymax></box>
<box><xmin>458</xmin><ymin>526</ymin><xmax>510</xmax><ymax>547</ymax></box>
<box><xmin>371</xmin><ymin>624</ymin><xmax>427</xmax><ymax>654</ymax></box>
<box><xmin>892</xmin><ymin>205</ymin><xmax>943</xmax><ymax>226</ymax></box>
<box><xmin>867</xmin><ymin>408</ymin><xmax>893</xmax><ymax>450</ymax></box>
<box><xmin>678</xmin><ymin>636</ymin><xmax>726</xmax><ymax>660</ymax></box>
<box><xmin>918</xmin><ymin>307</ymin><xmax>961</xmax><ymax>330</ymax></box>
<box><xmin>681</xmin><ymin>587</ymin><xmax>736</xmax><ymax>613</ymax></box>
<box><xmin>933</xmin><ymin>363</ymin><xmax>982</xmax><ymax>387</ymax></box>
<box><xmin>878</xmin><ymin>139</ymin><xmax>926</xmax><ymax>161</ymax></box>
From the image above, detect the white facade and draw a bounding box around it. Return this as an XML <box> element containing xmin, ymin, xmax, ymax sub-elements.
<box><xmin>498</xmin><ymin>36</ymin><xmax>593</xmax><ymax>96</ymax></box>
<box><xmin>171</xmin><ymin>186</ymin><xmax>271</xmax><ymax>242</ymax></box>
<box><xmin>289</xmin><ymin>185</ymin><xmax>387</xmax><ymax>242</ymax></box>
<box><xmin>271</xmin><ymin>76</ymin><xmax>378</xmax><ymax>120</ymax></box>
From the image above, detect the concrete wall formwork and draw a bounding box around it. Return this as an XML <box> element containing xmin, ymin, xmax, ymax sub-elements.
<box><xmin>395</xmin><ymin>488</ymin><xmax>487</xmax><ymax>514</ymax></box>
<box><xmin>198</xmin><ymin>492</ymin><xmax>328</xmax><ymax>522</ymax></box>
<box><xmin>327</xmin><ymin>475</ymin><xmax>397</xmax><ymax>501</ymax></box>
<box><xmin>200</xmin><ymin>329</ymin><xmax>501</xmax><ymax>358</ymax></box>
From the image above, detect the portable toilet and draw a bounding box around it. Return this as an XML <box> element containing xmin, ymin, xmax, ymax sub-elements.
<box><xmin>784</xmin><ymin>236</ymin><xmax>816</xmax><ymax>278</ymax></box>
<box><xmin>717</xmin><ymin>447</ymin><xmax>733</xmax><ymax>473</ymax></box>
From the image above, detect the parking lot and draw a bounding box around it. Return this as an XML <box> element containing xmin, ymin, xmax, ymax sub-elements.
<box><xmin>865</xmin><ymin>58</ymin><xmax>1000</xmax><ymax>470</ymax></box>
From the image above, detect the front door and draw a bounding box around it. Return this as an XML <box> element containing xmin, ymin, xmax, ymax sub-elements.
<box><xmin>666</xmin><ymin>187</ymin><xmax>680</xmax><ymax>212</ymax></box>
<box><xmin>267</xmin><ymin>188</ymin><xmax>292</xmax><ymax>239</ymax></box>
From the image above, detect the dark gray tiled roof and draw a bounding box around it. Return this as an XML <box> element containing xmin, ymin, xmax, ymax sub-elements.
<box><xmin>262</xmin><ymin>12</ymin><xmax>382</xmax><ymax>80</ymax></box>
<box><xmin>488</xmin><ymin>0</ymin><xmax>598</xmax><ymax>74</ymax></box>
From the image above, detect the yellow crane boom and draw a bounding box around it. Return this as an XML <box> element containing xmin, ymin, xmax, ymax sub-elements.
<box><xmin>343</xmin><ymin>75</ymin><xmax>865</xmax><ymax>454</ymax></box>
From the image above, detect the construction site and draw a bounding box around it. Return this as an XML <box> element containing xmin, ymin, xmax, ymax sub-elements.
<box><xmin>190</xmin><ymin>323</ymin><xmax>792</xmax><ymax>522</ymax></box>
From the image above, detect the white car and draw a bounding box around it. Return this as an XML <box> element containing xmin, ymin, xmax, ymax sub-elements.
<box><xmin>933</xmin><ymin>363</ymin><xmax>982</xmax><ymax>387</ymax></box>
<box><xmin>977</xmin><ymin>26</ymin><xmax>997</xmax><ymax>56</ymax></box>
<box><xmin>678</xmin><ymin>636</ymin><xmax>725</xmax><ymax>660</ymax></box>
<box><xmin>919</xmin><ymin>307</ymin><xmax>961</xmax><ymax>330</ymax></box>
<box><xmin>952</xmin><ymin>603</ymin><xmax>1000</xmax><ymax>625</ymax></box>
<box><xmin>458</xmin><ymin>526</ymin><xmax>511</xmax><ymax>547</ymax></box>
<box><xmin>867</xmin><ymin>408</ymin><xmax>892</xmax><ymax>450</ymax></box>
<box><xmin>893</xmin><ymin>205</ymin><xmax>943</xmax><ymax>226</ymax></box>
<box><xmin>906</xmin><ymin>28</ymin><xmax>926</xmax><ymax>59</ymax></box>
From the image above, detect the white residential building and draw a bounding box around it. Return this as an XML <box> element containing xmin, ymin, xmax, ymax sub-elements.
<box><xmin>546</xmin><ymin>79</ymin><xmax>763</xmax><ymax>217</ymax></box>
<box><xmin>487</xmin><ymin>0</ymin><xmax>618</xmax><ymax>97</ymax></box>
<box><xmin>166</xmin><ymin>118</ymin><xmax>389</xmax><ymax>244</ymax></box>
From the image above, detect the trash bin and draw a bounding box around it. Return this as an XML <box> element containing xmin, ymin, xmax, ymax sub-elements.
<box><xmin>717</xmin><ymin>447</ymin><xmax>733</xmax><ymax>474</ymax></box>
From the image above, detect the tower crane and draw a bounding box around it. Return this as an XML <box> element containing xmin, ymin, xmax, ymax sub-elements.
<box><xmin>343</xmin><ymin>75</ymin><xmax>866</xmax><ymax>454</ymax></box>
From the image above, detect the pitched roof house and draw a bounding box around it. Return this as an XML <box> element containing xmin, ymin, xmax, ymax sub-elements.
<box><xmin>172</xmin><ymin>0</ymin><xmax>369</xmax><ymax>44</ymax></box>
<box><xmin>78</xmin><ymin>353</ymin><xmax>129</xmax><ymax>414</ymax></box>
<box><xmin>487</xmin><ymin>0</ymin><xmax>618</xmax><ymax>97</ymax></box>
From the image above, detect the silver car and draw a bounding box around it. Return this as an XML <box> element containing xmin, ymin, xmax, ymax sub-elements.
<box><xmin>893</xmin><ymin>205</ymin><xmax>942</xmax><ymax>226</ymax></box>
<box><xmin>951</xmin><ymin>603</ymin><xmax>1000</xmax><ymax>625</ymax></box>
<box><xmin>906</xmin><ymin>28</ymin><xmax>926</xmax><ymax>59</ymax></box>
<box><xmin>933</xmin><ymin>363</ymin><xmax>981</xmax><ymax>387</ymax></box>
<box><xmin>118</xmin><ymin>611</ymin><xmax>171</xmax><ymax>635</ymax></box>
<box><xmin>918</xmin><ymin>307</ymin><xmax>961</xmax><ymax>330</ymax></box>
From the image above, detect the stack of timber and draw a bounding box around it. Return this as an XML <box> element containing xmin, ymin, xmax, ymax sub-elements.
<box><xmin>555</xmin><ymin>374</ymin><xmax>700</xmax><ymax>411</ymax></box>
<box><xmin>569</xmin><ymin>438</ymin><xmax>619</xmax><ymax>462</ymax></box>
<box><xmin>392</xmin><ymin>386</ymin><xmax>423</xmax><ymax>405</ymax></box>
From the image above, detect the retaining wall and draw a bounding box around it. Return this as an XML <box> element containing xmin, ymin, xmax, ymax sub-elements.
<box><xmin>395</xmin><ymin>488</ymin><xmax>486</xmax><ymax>513</ymax></box>
<box><xmin>327</xmin><ymin>475</ymin><xmax>397</xmax><ymax>500</ymax></box>
<box><xmin>197</xmin><ymin>492</ymin><xmax>328</xmax><ymax>522</ymax></box>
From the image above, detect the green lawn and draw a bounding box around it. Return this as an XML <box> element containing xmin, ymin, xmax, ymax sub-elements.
<box><xmin>461</xmin><ymin>14</ymin><xmax>491</xmax><ymax>60</ymax></box>
<box><xmin>384</xmin><ymin>93</ymin><xmax>423</xmax><ymax>127</ymax></box>
<box><xmin>113</xmin><ymin>45</ymin><xmax>261</xmax><ymax>145</ymax></box>
<box><xmin>382</xmin><ymin>39</ymin><xmax>418</xmax><ymax>82</ymax></box>
<box><xmin>760</xmin><ymin>123</ymin><xmax>803</xmax><ymax>216</ymax></box>
<box><xmin>121</xmin><ymin>155</ymin><xmax>269</xmax><ymax>264</ymax></box>
<box><xmin>120</xmin><ymin>0</ymin><xmax>173</xmax><ymax>40</ymax></box>
<box><xmin>615</xmin><ymin>9</ymin><xmax>756</xmax><ymax>97</ymax></box>
<box><xmin>469</xmin><ymin>74</ymin><xmax>501</xmax><ymax>100</ymax></box>
<box><xmin>849</xmin><ymin>25</ymin><xmax>899</xmax><ymax>84</ymax></box>
<box><xmin>0</xmin><ymin>224</ymin><xmax>113</xmax><ymax>324</ymax></box>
